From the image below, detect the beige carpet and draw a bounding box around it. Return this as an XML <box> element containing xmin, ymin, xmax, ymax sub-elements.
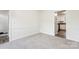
<box><xmin>0</xmin><ymin>33</ymin><xmax>79</xmax><ymax>49</ymax></box>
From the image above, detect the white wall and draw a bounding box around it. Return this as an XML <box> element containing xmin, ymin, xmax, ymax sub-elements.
<box><xmin>0</xmin><ymin>10</ymin><xmax>8</xmax><ymax>33</ymax></box>
<box><xmin>40</xmin><ymin>10</ymin><xmax>79</xmax><ymax>42</ymax></box>
<box><xmin>9</xmin><ymin>10</ymin><xmax>79</xmax><ymax>42</ymax></box>
<box><xmin>40</xmin><ymin>10</ymin><xmax>55</xmax><ymax>36</ymax></box>
<box><xmin>66</xmin><ymin>10</ymin><xmax>79</xmax><ymax>42</ymax></box>
<box><xmin>9</xmin><ymin>10</ymin><xmax>40</xmax><ymax>41</ymax></box>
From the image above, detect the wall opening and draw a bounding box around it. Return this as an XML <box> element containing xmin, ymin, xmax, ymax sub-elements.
<box><xmin>54</xmin><ymin>10</ymin><xmax>66</xmax><ymax>38</ymax></box>
<box><xmin>0</xmin><ymin>10</ymin><xmax>9</xmax><ymax>44</ymax></box>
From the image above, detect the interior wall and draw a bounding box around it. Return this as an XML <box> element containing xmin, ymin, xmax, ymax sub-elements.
<box><xmin>40</xmin><ymin>10</ymin><xmax>79</xmax><ymax>42</ymax></box>
<box><xmin>9</xmin><ymin>10</ymin><xmax>79</xmax><ymax>42</ymax></box>
<box><xmin>9</xmin><ymin>10</ymin><xmax>40</xmax><ymax>41</ymax></box>
<box><xmin>0</xmin><ymin>10</ymin><xmax>9</xmax><ymax>33</ymax></box>
<box><xmin>66</xmin><ymin>10</ymin><xmax>79</xmax><ymax>42</ymax></box>
<box><xmin>40</xmin><ymin>10</ymin><xmax>55</xmax><ymax>36</ymax></box>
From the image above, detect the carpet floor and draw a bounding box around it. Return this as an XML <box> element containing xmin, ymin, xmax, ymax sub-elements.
<box><xmin>0</xmin><ymin>33</ymin><xmax>79</xmax><ymax>49</ymax></box>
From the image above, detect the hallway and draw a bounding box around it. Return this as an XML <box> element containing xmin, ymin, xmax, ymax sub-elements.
<box><xmin>55</xmin><ymin>10</ymin><xmax>66</xmax><ymax>38</ymax></box>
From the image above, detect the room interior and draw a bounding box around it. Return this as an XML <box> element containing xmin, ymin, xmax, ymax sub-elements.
<box><xmin>0</xmin><ymin>10</ymin><xmax>9</xmax><ymax>44</ymax></box>
<box><xmin>55</xmin><ymin>10</ymin><xmax>66</xmax><ymax>38</ymax></box>
<box><xmin>0</xmin><ymin>10</ymin><xmax>79</xmax><ymax>49</ymax></box>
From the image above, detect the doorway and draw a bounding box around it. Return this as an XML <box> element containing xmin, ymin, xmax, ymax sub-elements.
<box><xmin>0</xmin><ymin>10</ymin><xmax>9</xmax><ymax>44</ymax></box>
<box><xmin>55</xmin><ymin>10</ymin><xmax>66</xmax><ymax>38</ymax></box>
